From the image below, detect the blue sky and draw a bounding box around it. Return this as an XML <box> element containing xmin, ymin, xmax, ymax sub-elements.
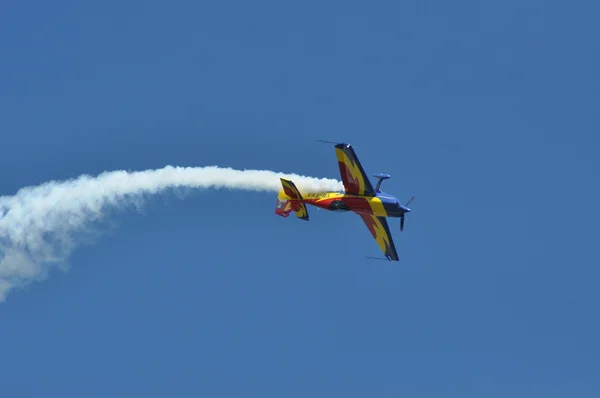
<box><xmin>1</xmin><ymin>0</ymin><xmax>599</xmax><ymax>396</ymax></box>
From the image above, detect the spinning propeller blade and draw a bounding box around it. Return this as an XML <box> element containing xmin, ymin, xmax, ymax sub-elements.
<box><xmin>400</xmin><ymin>196</ymin><xmax>414</xmax><ymax>232</ymax></box>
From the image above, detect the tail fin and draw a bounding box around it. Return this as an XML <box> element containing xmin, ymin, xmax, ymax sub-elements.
<box><xmin>274</xmin><ymin>178</ymin><xmax>309</xmax><ymax>221</ymax></box>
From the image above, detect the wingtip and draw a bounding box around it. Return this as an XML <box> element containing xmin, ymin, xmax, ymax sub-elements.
<box><xmin>316</xmin><ymin>139</ymin><xmax>350</xmax><ymax>148</ymax></box>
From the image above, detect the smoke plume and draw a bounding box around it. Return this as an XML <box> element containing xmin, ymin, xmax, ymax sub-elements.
<box><xmin>0</xmin><ymin>166</ymin><xmax>343</xmax><ymax>302</ymax></box>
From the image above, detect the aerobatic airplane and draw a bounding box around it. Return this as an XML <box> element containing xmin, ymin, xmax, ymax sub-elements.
<box><xmin>275</xmin><ymin>141</ymin><xmax>413</xmax><ymax>261</ymax></box>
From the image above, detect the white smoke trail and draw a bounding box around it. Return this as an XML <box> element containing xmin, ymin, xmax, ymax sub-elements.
<box><xmin>0</xmin><ymin>165</ymin><xmax>343</xmax><ymax>302</ymax></box>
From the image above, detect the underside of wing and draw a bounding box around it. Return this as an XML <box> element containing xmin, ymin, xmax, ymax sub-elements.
<box><xmin>358</xmin><ymin>214</ymin><xmax>399</xmax><ymax>261</ymax></box>
<box><xmin>334</xmin><ymin>143</ymin><xmax>376</xmax><ymax>196</ymax></box>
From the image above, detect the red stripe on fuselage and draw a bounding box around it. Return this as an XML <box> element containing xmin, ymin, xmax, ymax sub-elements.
<box><xmin>303</xmin><ymin>196</ymin><xmax>374</xmax><ymax>215</ymax></box>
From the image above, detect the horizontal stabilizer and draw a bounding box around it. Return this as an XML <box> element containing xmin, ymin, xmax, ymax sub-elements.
<box><xmin>275</xmin><ymin>178</ymin><xmax>309</xmax><ymax>221</ymax></box>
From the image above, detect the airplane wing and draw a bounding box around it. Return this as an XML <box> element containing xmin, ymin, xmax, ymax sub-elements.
<box><xmin>334</xmin><ymin>143</ymin><xmax>377</xmax><ymax>196</ymax></box>
<box><xmin>358</xmin><ymin>214</ymin><xmax>399</xmax><ymax>261</ymax></box>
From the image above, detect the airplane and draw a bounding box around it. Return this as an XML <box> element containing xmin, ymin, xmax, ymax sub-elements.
<box><xmin>275</xmin><ymin>141</ymin><xmax>414</xmax><ymax>261</ymax></box>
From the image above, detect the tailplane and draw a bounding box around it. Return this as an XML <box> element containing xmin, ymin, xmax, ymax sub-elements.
<box><xmin>275</xmin><ymin>178</ymin><xmax>309</xmax><ymax>221</ymax></box>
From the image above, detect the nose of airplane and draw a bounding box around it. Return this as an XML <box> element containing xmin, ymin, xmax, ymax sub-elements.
<box><xmin>401</xmin><ymin>205</ymin><xmax>410</xmax><ymax>213</ymax></box>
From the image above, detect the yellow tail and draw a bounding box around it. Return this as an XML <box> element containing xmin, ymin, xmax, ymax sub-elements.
<box><xmin>275</xmin><ymin>178</ymin><xmax>309</xmax><ymax>221</ymax></box>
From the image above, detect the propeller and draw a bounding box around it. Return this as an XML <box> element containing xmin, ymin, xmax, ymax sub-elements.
<box><xmin>400</xmin><ymin>195</ymin><xmax>415</xmax><ymax>232</ymax></box>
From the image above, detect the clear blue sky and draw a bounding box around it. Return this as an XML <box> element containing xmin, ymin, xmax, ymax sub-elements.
<box><xmin>1</xmin><ymin>1</ymin><xmax>599</xmax><ymax>396</ymax></box>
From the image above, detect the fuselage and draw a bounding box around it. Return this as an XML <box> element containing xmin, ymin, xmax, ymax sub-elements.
<box><xmin>279</xmin><ymin>190</ymin><xmax>410</xmax><ymax>218</ymax></box>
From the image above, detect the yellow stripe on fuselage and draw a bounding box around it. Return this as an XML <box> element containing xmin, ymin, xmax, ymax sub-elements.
<box><xmin>305</xmin><ymin>192</ymin><xmax>344</xmax><ymax>201</ymax></box>
<box><xmin>367</xmin><ymin>196</ymin><xmax>387</xmax><ymax>217</ymax></box>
